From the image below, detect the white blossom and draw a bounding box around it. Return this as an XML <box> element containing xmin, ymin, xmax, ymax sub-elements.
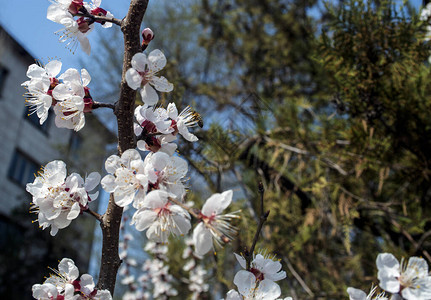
<box><xmin>167</xmin><ymin>103</ymin><xmax>199</xmax><ymax>142</ymax></box>
<box><xmin>101</xmin><ymin>149</ymin><xmax>148</xmax><ymax>207</ymax></box>
<box><xmin>26</xmin><ymin>160</ymin><xmax>100</xmax><ymax>236</ymax></box>
<box><xmin>376</xmin><ymin>253</ymin><xmax>431</xmax><ymax>300</ymax></box>
<box><xmin>143</xmin><ymin>151</ymin><xmax>188</xmax><ymax>199</ymax></box>
<box><xmin>33</xmin><ymin>258</ymin><xmax>112</xmax><ymax>300</ymax></box>
<box><xmin>193</xmin><ymin>190</ymin><xmax>239</xmax><ymax>256</ymax></box>
<box><xmin>52</xmin><ymin>68</ymin><xmax>91</xmax><ymax>131</ymax></box>
<box><xmin>131</xmin><ymin>190</ymin><xmax>191</xmax><ymax>243</ymax></box>
<box><xmin>22</xmin><ymin>60</ymin><xmax>62</xmax><ymax>124</ymax></box>
<box><xmin>125</xmin><ymin>49</ymin><xmax>173</xmax><ymax>105</ymax></box>
<box><xmin>232</xmin><ymin>252</ymin><xmax>286</xmax><ymax>300</ymax></box>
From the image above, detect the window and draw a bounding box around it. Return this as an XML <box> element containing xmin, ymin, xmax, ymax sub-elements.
<box><xmin>24</xmin><ymin>106</ymin><xmax>51</xmax><ymax>133</ymax></box>
<box><xmin>0</xmin><ymin>65</ymin><xmax>8</xmax><ymax>98</ymax></box>
<box><xmin>7</xmin><ymin>150</ymin><xmax>39</xmax><ymax>187</ymax></box>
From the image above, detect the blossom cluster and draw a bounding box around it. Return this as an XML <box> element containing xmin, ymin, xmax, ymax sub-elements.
<box><xmin>26</xmin><ymin>160</ymin><xmax>100</xmax><ymax>236</ymax></box>
<box><xmin>47</xmin><ymin>0</ymin><xmax>114</xmax><ymax>54</ymax></box>
<box><xmin>120</xmin><ymin>241</ymin><xmax>178</xmax><ymax>300</ymax></box>
<box><xmin>22</xmin><ymin>60</ymin><xmax>94</xmax><ymax>131</ymax></box>
<box><xmin>347</xmin><ymin>253</ymin><xmax>431</xmax><ymax>300</ymax></box>
<box><xmin>32</xmin><ymin>258</ymin><xmax>112</xmax><ymax>300</ymax></box>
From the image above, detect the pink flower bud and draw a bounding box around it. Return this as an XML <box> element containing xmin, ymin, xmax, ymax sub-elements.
<box><xmin>141</xmin><ymin>28</ymin><xmax>154</xmax><ymax>45</ymax></box>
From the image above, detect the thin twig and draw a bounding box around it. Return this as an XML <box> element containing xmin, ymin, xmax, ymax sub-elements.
<box><xmin>283</xmin><ymin>257</ymin><xmax>315</xmax><ymax>298</ymax></box>
<box><xmin>245</xmin><ymin>182</ymin><xmax>270</xmax><ymax>270</ymax></box>
<box><xmin>92</xmin><ymin>101</ymin><xmax>116</xmax><ymax>110</ymax></box>
<box><xmin>84</xmin><ymin>207</ymin><xmax>103</xmax><ymax>222</ymax></box>
<box><xmin>79</xmin><ymin>9</ymin><xmax>122</xmax><ymax>26</ymax></box>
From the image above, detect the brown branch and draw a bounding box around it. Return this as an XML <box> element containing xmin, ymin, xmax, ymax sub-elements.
<box><xmin>84</xmin><ymin>207</ymin><xmax>103</xmax><ymax>222</ymax></box>
<box><xmin>92</xmin><ymin>101</ymin><xmax>116</xmax><ymax>110</ymax></box>
<box><xmin>245</xmin><ymin>182</ymin><xmax>270</xmax><ymax>270</ymax></box>
<box><xmin>96</xmin><ymin>0</ymin><xmax>149</xmax><ymax>295</ymax></box>
<box><xmin>79</xmin><ymin>9</ymin><xmax>122</xmax><ymax>26</ymax></box>
<box><xmin>91</xmin><ymin>15</ymin><xmax>122</xmax><ymax>26</ymax></box>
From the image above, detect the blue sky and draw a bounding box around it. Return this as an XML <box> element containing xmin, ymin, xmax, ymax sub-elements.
<box><xmin>0</xmin><ymin>0</ymin><xmax>135</xmax><ymax>70</ymax></box>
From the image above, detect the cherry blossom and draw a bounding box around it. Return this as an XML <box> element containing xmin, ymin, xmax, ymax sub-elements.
<box><xmin>143</xmin><ymin>151</ymin><xmax>188</xmax><ymax>199</ymax></box>
<box><xmin>134</xmin><ymin>105</ymin><xmax>172</xmax><ymax>137</ymax></box>
<box><xmin>193</xmin><ymin>190</ymin><xmax>239</xmax><ymax>256</ymax></box>
<box><xmin>22</xmin><ymin>60</ymin><xmax>62</xmax><ymax>124</ymax></box>
<box><xmin>52</xmin><ymin>68</ymin><xmax>92</xmax><ymax>131</ymax></box>
<box><xmin>167</xmin><ymin>103</ymin><xmax>199</xmax><ymax>142</ymax></box>
<box><xmin>33</xmin><ymin>258</ymin><xmax>112</xmax><ymax>300</ymax></box>
<box><xmin>52</xmin><ymin>12</ymin><xmax>94</xmax><ymax>54</ymax></box>
<box><xmin>101</xmin><ymin>149</ymin><xmax>148</xmax><ymax>207</ymax></box>
<box><xmin>131</xmin><ymin>190</ymin><xmax>191</xmax><ymax>243</ymax></box>
<box><xmin>125</xmin><ymin>49</ymin><xmax>173</xmax><ymax>105</ymax></box>
<box><xmin>26</xmin><ymin>160</ymin><xmax>100</xmax><ymax>236</ymax></box>
<box><xmin>232</xmin><ymin>252</ymin><xmax>286</xmax><ymax>300</ymax></box>
<box><xmin>376</xmin><ymin>253</ymin><xmax>431</xmax><ymax>299</ymax></box>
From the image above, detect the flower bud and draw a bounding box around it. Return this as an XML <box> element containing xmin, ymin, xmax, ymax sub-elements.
<box><xmin>141</xmin><ymin>28</ymin><xmax>154</xmax><ymax>51</ymax></box>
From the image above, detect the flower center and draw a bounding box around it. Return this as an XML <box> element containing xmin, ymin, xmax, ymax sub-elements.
<box><xmin>250</xmin><ymin>268</ymin><xmax>264</xmax><ymax>281</ymax></box>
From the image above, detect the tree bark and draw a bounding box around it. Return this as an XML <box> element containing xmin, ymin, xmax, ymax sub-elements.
<box><xmin>96</xmin><ymin>0</ymin><xmax>149</xmax><ymax>294</ymax></box>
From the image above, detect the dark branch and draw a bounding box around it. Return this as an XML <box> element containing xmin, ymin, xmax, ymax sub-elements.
<box><xmin>245</xmin><ymin>182</ymin><xmax>270</xmax><ymax>270</ymax></box>
<box><xmin>84</xmin><ymin>207</ymin><xmax>103</xmax><ymax>222</ymax></box>
<box><xmin>92</xmin><ymin>101</ymin><xmax>115</xmax><ymax>110</ymax></box>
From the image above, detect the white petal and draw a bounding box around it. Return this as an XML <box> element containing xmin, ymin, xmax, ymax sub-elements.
<box><xmin>150</xmin><ymin>76</ymin><xmax>173</xmax><ymax>92</ymax></box>
<box><xmin>101</xmin><ymin>175</ymin><xmax>117</xmax><ymax>193</ymax></box>
<box><xmin>80</xmin><ymin>274</ymin><xmax>95</xmax><ymax>296</ymax></box>
<box><xmin>254</xmin><ymin>279</ymin><xmax>281</xmax><ymax>300</ymax></box>
<box><xmin>347</xmin><ymin>287</ymin><xmax>367</xmax><ymax>300</ymax></box>
<box><xmin>234</xmin><ymin>253</ymin><xmax>247</xmax><ymax>269</ymax></box>
<box><xmin>67</xmin><ymin>202</ymin><xmax>81</xmax><ymax>220</ymax></box>
<box><xmin>150</xmin><ymin>152</ymin><xmax>169</xmax><ymax>170</ymax></box>
<box><xmin>85</xmin><ymin>172</ymin><xmax>101</xmax><ymax>191</ymax></box>
<box><xmin>233</xmin><ymin>270</ymin><xmax>256</xmax><ymax>297</ymax></box>
<box><xmin>81</xmin><ymin>68</ymin><xmax>91</xmax><ymax>86</ymax></box>
<box><xmin>172</xmin><ymin>213</ymin><xmax>191</xmax><ymax>235</ymax></box>
<box><xmin>114</xmin><ymin>187</ymin><xmax>136</xmax><ymax>207</ymax></box>
<box><xmin>178</xmin><ymin>119</ymin><xmax>198</xmax><ymax>142</ymax></box>
<box><xmin>45</xmin><ymin>60</ymin><xmax>62</xmax><ymax>77</ymax></box>
<box><xmin>79</xmin><ymin>36</ymin><xmax>91</xmax><ymax>55</ymax></box>
<box><xmin>202</xmin><ymin>190</ymin><xmax>232</xmax><ymax>216</ymax></box>
<box><xmin>192</xmin><ymin>223</ymin><xmax>213</xmax><ymax>256</ymax></box>
<box><xmin>125</xmin><ymin>68</ymin><xmax>142</xmax><ymax>90</ymax></box>
<box><xmin>105</xmin><ymin>154</ymin><xmax>120</xmax><ymax>174</ymax></box>
<box><xmin>58</xmin><ymin>258</ymin><xmax>79</xmax><ymax>281</ymax></box>
<box><xmin>140</xmin><ymin>84</ymin><xmax>159</xmax><ymax>106</ymax></box>
<box><xmin>131</xmin><ymin>52</ymin><xmax>148</xmax><ymax>72</ymax></box>
<box><xmin>167</xmin><ymin>102</ymin><xmax>178</xmax><ymax>119</ymax></box>
<box><xmin>148</xmin><ymin>49</ymin><xmax>167</xmax><ymax>72</ymax></box>
<box><xmin>225</xmin><ymin>290</ymin><xmax>242</xmax><ymax>300</ymax></box>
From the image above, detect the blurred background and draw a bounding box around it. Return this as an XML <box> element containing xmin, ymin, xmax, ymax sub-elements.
<box><xmin>1</xmin><ymin>0</ymin><xmax>430</xmax><ymax>299</ymax></box>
